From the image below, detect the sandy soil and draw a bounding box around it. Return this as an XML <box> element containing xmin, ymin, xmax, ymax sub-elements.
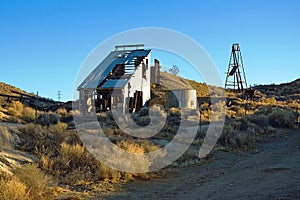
<box><xmin>92</xmin><ymin>129</ymin><xmax>300</xmax><ymax>200</ymax></box>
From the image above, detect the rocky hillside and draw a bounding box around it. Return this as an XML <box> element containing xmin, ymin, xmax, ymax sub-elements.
<box><xmin>0</xmin><ymin>125</ymin><xmax>36</xmax><ymax>174</ymax></box>
<box><xmin>254</xmin><ymin>78</ymin><xmax>300</xmax><ymax>100</ymax></box>
<box><xmin>0</xmin><ymin>82</ymin><xmax>30</xmax><ymax>105</ymax></box>
<box><xmin>0</xmin><ymin>82</ymin><xmax>70</xmax><ymax>112</ymax></box>
<box><xmin>0</xmin><ymin>82</ymin><xmax>27</xmax><ymax>95</ymax></box>
<box><xmin>159</xmin><ymin>72</ymin><xmax>300</xmax><ymax>99</ymax></box>
<box><xmin>159</xmin><ymin>72</ymin><xmax>215</xmax><ymax>97</ymax></box>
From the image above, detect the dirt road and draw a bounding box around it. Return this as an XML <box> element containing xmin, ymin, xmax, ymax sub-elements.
<box><xmin>95</xmin><ymin>129</ymin><xmax>300</xmax><ymax>200</ymax></box>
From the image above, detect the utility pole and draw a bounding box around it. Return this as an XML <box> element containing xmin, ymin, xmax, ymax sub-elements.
<box><xmin>57</xmin><ymin>91</ymin><xmax>62</xmax><ymax>102</ymax></box>
<box><xmin>35</xmin><ymin>91</ymin><xmax>38</xmax><ymax>125</ymax></box>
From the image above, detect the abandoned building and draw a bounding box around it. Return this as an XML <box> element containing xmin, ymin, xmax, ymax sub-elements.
<box><xmin>77</xmin><ymin>44</ymin><xmax>156</xmax><ymax>114</ymax></box>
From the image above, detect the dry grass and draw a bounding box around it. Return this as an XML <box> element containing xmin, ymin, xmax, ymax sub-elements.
<box><xmin>117</xmin><ymin>139</ymin><xmax>160</xmax><ymax>154</ymax></box>
<box><xmin>0</xmin><ymin>164</ymin><xmax>54</xmax><ymax>200</ymax></box>
<box><xmin>13</xmin><ymin>164</ymin><xmax>54</xmax><ymax>200</ymax></box>
<box><xmin>0</xmin><ymin>126</ymin><xmax>15</xmax><ymax>149</ymax></box>
<box><xmin>22</xmin><ymin>106</ymin><xmax>36</xmax><ymax>122</ymax></box>
<box><xmin>19</xmin><ymin>123</ymin><xmax>40</xmax><ymax>135</ymax></box>
<box><xmin>56</xmin><ymin>108</ymin><xmax>68</xmax><ymax>117</ymax></box>
<box><xmin>70</xmin><ymin>109</ymin><xmax>80</xmax><ymax>117</ymax></box>
<box><xmin>5</xmin><ymin>101</ymin><xmax>37</xmax><ymax>123</ymax></box>
<box><xmin>6</xmin><ymin>101</ymin><xmax>24</xmax><ymax>118</ymax></box>
<box><xmin>49</xmin><ymin>122</ymin><xmax>68</xmax><ymax>134</ymax></box>
<box><xmin>188</xmin><ymin>80</ymin><xmax>210</xmax><ymax>97</ymax></box>
<box><xmin>217</xmin><ymin>105</ymin><xmax>297</xmax><ymax>150</ymax></box>
<box><xmin>16</xmin><ymin>124</ymin><xmax>161</xmax><ymax>185</ymax></box>
<box><xmin>59</xmin><ymin>142</ymin><xmax>85</xmax><ymax>166</ymax></box>
<box><xmin>0</xmin><ymin>174</ymin><xmax>28</xmax><ymax>200</ymax></box>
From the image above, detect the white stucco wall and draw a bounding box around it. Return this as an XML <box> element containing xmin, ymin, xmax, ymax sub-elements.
<box><xmin>124</xmin><ymin>53</ymin><xmax>151</xmax><ymax>106</ymax></box>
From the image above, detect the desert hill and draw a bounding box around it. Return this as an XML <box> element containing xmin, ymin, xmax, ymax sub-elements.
<box><xmin>159</xmin><ymin>72</ymin><xmax>300</xmax><ymax>99</ymax></box>
<box><xmin>0</xmin><ymin>82</ymin><xmax>27</xmax><ymax>95</ymax></box>
<box><xmin>0</xmin><ymin>82</ymin><xmax>70</xmax><ymax>112</ymax></box>
<box><xmin>0</xmin><ymin>82</ymin><xmax>30</xmax><ymax>105</ymax></box>
<box><xmin>159</xmin><ymin>72</ymin><xmax>224</xmax><ymax>97</ymax></box>
<box><xmin>254</xmin><ymin>78</ymin><xmax>300</xmax><ymax>100</ymax></box>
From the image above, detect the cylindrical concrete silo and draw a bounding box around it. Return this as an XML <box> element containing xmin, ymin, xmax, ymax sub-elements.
<box><xmin>165</xmin><ymin>89</ymin><xmax>197</xmax><ymax>109</ymax></box>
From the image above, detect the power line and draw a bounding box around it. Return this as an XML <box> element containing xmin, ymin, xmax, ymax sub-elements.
<box><xmin>57</xmin><ymin>91</ymin><xmax>62</xmax><ymax>102</ymax></box>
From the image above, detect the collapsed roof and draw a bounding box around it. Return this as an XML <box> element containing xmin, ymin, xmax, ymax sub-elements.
<box><xmin>78</xmin><ymin>47</ymin><xmax>151</xmax><ymax>90</ymax></box>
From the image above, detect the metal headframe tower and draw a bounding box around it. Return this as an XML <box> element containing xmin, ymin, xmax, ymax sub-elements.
<box><xmin>225</xmin><ymin>43</ymin><xmax>247</xmax><ymax>93</ymax></box>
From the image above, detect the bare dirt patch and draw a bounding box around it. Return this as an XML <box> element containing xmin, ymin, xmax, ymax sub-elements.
<box><xmin>90</xmin><ymin>128</ymin><xmax>300</xmax><ymax>200</ymax></box>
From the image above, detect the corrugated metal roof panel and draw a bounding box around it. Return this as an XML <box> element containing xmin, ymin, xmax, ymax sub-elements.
<box><xmin>78</xmin><ymin>51</ymin><xmax>121</xmax><ymax>89</ymax></box>
<box><xmin>101</xmin><ymin>79</ymin><xmax>128</xmax><ymax>89</ymax></box>
<box><xmin>78</xmin><ymin>49</ymin><xmax>151</xmax><ymax>89</ymax></box>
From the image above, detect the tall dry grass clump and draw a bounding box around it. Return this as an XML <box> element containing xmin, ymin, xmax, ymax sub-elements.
<box><xmin>262</xmin><ymin>97</ymin><xmax>277</xmax><ymax>104</ymax></box>
<box><xmin>49</xmin><ymin>122</ymin><xmax>68</xmax><ymax>134</ymax></box>
<box><xmin>0</xmin><ymin>164</ymin><xmax>54</xmax><ymax>200</ymax></box>
<box><xmin>59</xmin><ymin>142</ymin><xmax>85</xmax><ymax>166</ymax></box>
<box><xmin>17</xmin><ymin>123</ymin><xmax>62</xmax><ymax>157</ymax></box>
<box><xmin>0</xmin><ymin>125</ymin><xmax>15</xmax><ymax>149</ymax></box>
<box><xmin>114</xmin><ymin>139</ymin><xmax>162</xmax><ymax>174</ymax></box>
<box><xmin>6</xmin><ymin>101</ymin><xmax>37</xmax><ymax>123</ymax></box>
<box><xmin>13</xmin><ymin>164</ymin><xmax>54</xmax><ymax>200</ymax></box>
<box><xmin>117</xmin><ymin>139</ymin><xmax>160</xmax><ymax>154</ymax></box>
<box><xmin>0</xmin><ymin>174</ymin><xmax>28</xmax><ymax>200</ymax></box>
<box><xmin>22</xmin><ymin>106</ymin><xmax>36</xmax><ymax>122</ymax></box>
<box><xmin>56</xmin><ymin>108</ymin><xmax>67</xmax><ymax>117</ymax></box>
<box><xmin>6</xmin><ymin>101</ymin><xmax>24</xmax><ymax>118</ymax></box>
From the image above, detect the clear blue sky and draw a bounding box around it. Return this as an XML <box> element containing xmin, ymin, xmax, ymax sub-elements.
<box><xmin>1</xmin><ymin>0</ymin><xmax>299</xmax><ymax>101</ymax></box>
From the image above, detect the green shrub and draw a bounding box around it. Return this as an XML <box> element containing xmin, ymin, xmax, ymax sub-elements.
<box><xmin>248</xmin><ymin>114</ymin><xmax>269</xmax><ymax>128</ymax></box>
<box><xmin>267</xmin><ymin>108</ymin><xmax>296</xmax><ymax>128</ymax></box>
<box><xmin>255</xmin><ymin>105</ymin><xmax>273</xmax><ymax>115</ymax></box>
<box><xmin>218</xmin><ymin>123</ymin><xmax>254</xmax><ymax>149</ymax></box>
<box><xmin>37</xmin><ymin>113</ymin><xmax>59</xmax><ymax>126</ymax></box>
